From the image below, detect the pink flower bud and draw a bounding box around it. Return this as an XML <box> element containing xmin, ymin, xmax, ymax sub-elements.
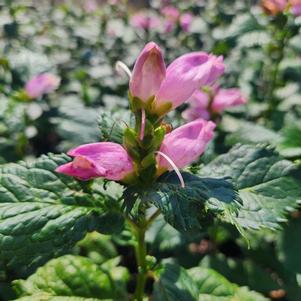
<box><xmin>180</xmin><ymin>13</ymin><xmax>194</xmax><ymax>32</ymax></box>
<box><xmin>129</xmin><ymin>42</ymin><xmax>166</xmax><ymax>103</ymax></box>
<box><xmin>154</xmin><ymin>52</ymin><xmax>224</xmax><ymax>111</ymax></box>
<box><xmin>25</xmin><ymin>73</ymin><xmax>60</xmax><ymax>99</ymax></box>
<box><xmin>211</xmin><ymin>88</ymin><xmax>247</xmax><ymax>113</ymax></box>
<box><xmin>157</xmin><ymin>119</ymin><xmax>216</xmax><ymax>170</ymax></box>
<box><xmin>55</xmin><ymin>142</ymin><xmax>134</xmax><ymax>181</ymax></box>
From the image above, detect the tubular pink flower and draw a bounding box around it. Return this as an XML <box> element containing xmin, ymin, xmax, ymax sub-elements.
<box><xmin>55</xmin><ymin>142</ymin><xmax>134</xmax><ymax>181</ymax></box>
<box><xmin>154</xmin><ymin>52</ymin><xmax>224</xmax><ymax>111</ymax></box>
<box><xmin>211</xmin><ymin>88</ymin><xmax>247</xmax><ymax>113</ymax></box>
<box><xmin>180</xmin><ymin>13</ymin><xmax>194</xmax><ymax>32</ymax></box>
<box><xmin>25</xmin><ymin>73</ymin><xmax>60</xmax><ymax>99</ymax></box>
<box><xmin>157</xmin><ymin>119</ymin><xmax>216</xmax><ymax>170</ymax></box>
<box><xmin>129</xmin><ymin>42</ymin><xmax>166</xmax><ymax>103</ymax></box>
<box><xmin>182</xmin><ymin>87</ymin><xmax>247</xmax><ymax>121</ymax></box>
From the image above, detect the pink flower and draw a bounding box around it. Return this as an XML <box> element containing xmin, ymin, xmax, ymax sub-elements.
<box><xmin>180</xmin><ymin>13</ymin><xmax>194</xmax><ymax>32</ymax></box>
<box><xmin>157</xmin><ymin>119</ymin><xmax>216</xmax><ymax>170</ymax></box>
<box><xmin>130</xmin><ymin>42</ymin><xmax>224</xmax><ymax>114</ymax></box>
<box><xmin>129</xmin><ymin>42</ymin><xmax>166</xmax><ymax>103</ymax></box>
<box><xmin>154</xmin><ymin>52</ymin><xmax>224</xmax><ymax>112</ymax></box>
<box><xmin>84</xmin><ymin>0</ymin><xmax>98</xmax><ymax>12</ymax></box>
<box><xmin>161</xmin><ymin>6</ymin><xmax>180</xmax><ymax>21</ymax></box>
<box><xmin>291</xmin><ymin>0</ymin><xmax>301</xmax><ymax>15</ymax></box>
<box><xmin>182</xmin><ymin>90</ymin><xmax>210</xmax><ymax>121</ymax></box>
<box><xmin>131</xmin><ymin>13</ymin><xmax>161</xmax><ymax>30</ymax></box>
<box><xmin>163</xmin><ymin>19</ymin><xmax>175</xmax><ymax>33</ymax></box>
<box><xmin>161</xmin><ymin>6</ymin><xmax>180</xmax><ymax>32</ymax></box>
<box><xmin>25</xmin><ymin>73</ymin><xmax>60</xmax><ymax>99</ymax></box>
<box><xmin>182</xmin><ymin>87</ymin><xmax>247</xmax><ymax>121</ymax></box>
<box><xmin>212</xmin><ymin>88</ymin><xmax>247</xmax><ymax>113</ymax></box>
<box><xmin>261</xmin><ymin>0</ymin><xmax>287</xmax><ymax>15</ymax></box>
<box><xmin>55</xmin><ymin>142</ymin><xmax>135</xmax><ymax>181</ymax></box>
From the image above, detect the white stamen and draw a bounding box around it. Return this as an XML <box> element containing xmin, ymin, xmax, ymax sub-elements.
<box><xmin>155</xmin><ymin>151</ymin><xmax>185</xmax><ymax>188</ymax></box>
<box><xmin>115</xmin><ymin>61</ymin><xmax>132</xmax><ymax>79</ymax></box>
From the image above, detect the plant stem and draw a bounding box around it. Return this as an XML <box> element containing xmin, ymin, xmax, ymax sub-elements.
<box><xmin>128</xmin><ymin>209</ymin><xmax>161</xmax><ymax>300</ymax></box>
<box><xmin>134</xmin><ymin>225</ymin><xmax>147</xmax><ymax>301</ymax></box>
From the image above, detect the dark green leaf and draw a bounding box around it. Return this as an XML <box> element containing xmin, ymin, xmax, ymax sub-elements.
<box><xmin>142</xmin><ymin>172</ymin><xmax>240</xmax><ymax>232</ymax></box>
<box><xmin>199</xmin><ymin>144</ymin><xmax>301</xmax><ymax>230</ymax></box>
<box><xmin>189</xmin><ymin>267</ymin><xmax>269</xmax><ymax>301</ymax></box>
<box><xmin>153</xmin><ymin>263</ymin><xmax>199</xmax><ymax>301</ymax></box>
<box><xmin>0</xmin><ymin>154</ymin><xmax>124</xmax><ymax>271</ymax></box>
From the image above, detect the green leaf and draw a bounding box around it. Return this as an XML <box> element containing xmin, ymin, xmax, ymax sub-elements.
<box><xmin>142</xmin><ymin>172</ymin><xmax>240</xmax><ymax>232</ymax></box>
<box><xmin>0</xmin><ymin>154</ymin><xmax>124</xmax><ymax>270</ymax></box>
<box><xmin>153</xmin><ymin>263</ymin><xmax>199</xmax><ymax>301</ymax></box>
<box><xmin>152</xmin><ymin>264</ymin><xmax>267</xmax><ymax>301</ymax></box>
<box><xmin>278</xmin><ymin>126</ymin><xmax>301</xmax><ymax>158</ymax></box>
<box><xmin>98</xmin><ymin>110</ymin><xmax>129</xmax><ymax>145</ymax></box>
<box><xmin>225</xmin><ymin>121</ymin><xmax>282</xmax><ymax>147</ymax></box>
<box><xmin>199</xmin><ymin>144</ymin><xmax>301</xmax><ymax>230</ymax></box>
<box><xmin>189</xmin><ymin>267</ymin><xmax>269</xmax><ymax>301</ymax></box>
<box><xmin>200</xmin><ymin>253</ymin><xmax>280</xmax><ymax>294</ymax></box>
<box><xmin>14</xmin><ymin>296</ymin><xmax>105</xmax><ymax>301</ymax></box>
<box><xmin>277</xmin><ymin>217</ymin><xmax>301</xmax><ymax>275</ymax></box>
<box><xmin>13</xmin><ymin>255</ymin><xmax>126</xmax><ymax>301</ymax></box>
<box><xmin>51</xmin><ymin>96</ymin><xmax>100</xmax><ymax>152</ymax></box>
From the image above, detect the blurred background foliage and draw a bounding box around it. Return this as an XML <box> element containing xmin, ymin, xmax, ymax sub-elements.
<box><xmin>0</xmin><ymin>0</ymin><xmax>300</xmax><ymax>300</ymax></box>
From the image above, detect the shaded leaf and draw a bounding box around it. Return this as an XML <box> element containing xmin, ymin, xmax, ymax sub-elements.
<box><xmin>142</xmin><ymin>172</ymin><xmax>240</xmax><ymax>232</ymax></box>
<box><xmin>199</xmin><ymin>144</ymin><xmax>301</xmax><ymax>230</ymax></box>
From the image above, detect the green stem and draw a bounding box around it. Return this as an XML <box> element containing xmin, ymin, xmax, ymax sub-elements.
<box><xmin>134</xmin><ymin>225</ymin><xmax>147</xmax><ymax>301</ymax></box>
<box><xmin>264</xmin><ymin>18</ymin><xmax>290</xmax><ymax>122</ymax></box>
<box><xmin>127</xmin><ymin>209</ymin><xmax>161</xmax><ymax>300</ymax></box>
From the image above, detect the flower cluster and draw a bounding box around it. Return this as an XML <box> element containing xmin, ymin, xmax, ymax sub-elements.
<box><xmin>131</xmin><ymin>6</ymin><xmax>194</xmax><ymax>33</ymax></box>
<box><xmin>56</xmin><ymin>42</ymin><xmax>223</xmax><ymax>185</ymax></box>
<box><xmin>261</xmin><ymin>0</ymin><xmax>301</xmax><ymax>16</ymax></box>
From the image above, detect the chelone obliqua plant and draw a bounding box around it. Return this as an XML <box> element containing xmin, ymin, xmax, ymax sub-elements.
<box><xmin>0</xmin><ymin>42</ymin><xmax>300</xmax><ymax>301</ymax></box>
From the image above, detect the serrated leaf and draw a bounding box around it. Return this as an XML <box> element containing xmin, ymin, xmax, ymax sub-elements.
<box><xmin>153</xmin><ymin>263</ymin><xmax>199</xmax><ymax>301</ymax></box>
<box><xmin>189</xmin><ymin>267</ymin><xmax>269</xmax><ymax>301</ymax></box>
<box><xmin>51</xmin><ymin>96</ymin><xmax>100</xmax><ymax>152</ymax></box>
<box><xmin>142</xmin><ymin>172</ymin><xmax>240</xmax><ymax>232</ymax></box>
<box><xmin>199</xmin><ymin>144</ymin><xmax>301</xmax><ymax>230</ymax></box>
<box><xmin>153</xmin><ymin>264</ymin><xmax>267</xmax><ymax>301</ymax></box>
<box><xmin>0</xmin><ymin>154</ymin><xmax>124</xmax><ymax>271</ymax></box>
<box><xmin>13</xmin><ymin>255</ymin><xmax>125</xmax><ymax>301</ymax></box>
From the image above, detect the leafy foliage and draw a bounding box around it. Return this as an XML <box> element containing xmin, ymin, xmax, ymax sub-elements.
<box><xmin>13</xmin><ymin>255</ymin><xmax>128</xmax><ymax>301</ymax></box>
<box><xmin>142</xmin><ymin>172</ymin><xmax>240</xmax><ymax>233</ymax></box>
<box><xmin>152</xmin><ymin>263</ymin><xmax>268</xmax><ymax>301</ymax></box>
<box><xmin>0</xmin><ymin>154</ymin><xmax>124</xmax><ymax>271</ymax></box>
<box><xmin>199</xmin><ymin>144</ymin><xmax>301</xmax><ymax>230</ymax></box>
